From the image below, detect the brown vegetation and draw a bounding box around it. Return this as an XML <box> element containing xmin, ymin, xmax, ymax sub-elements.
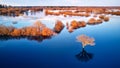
<box><xmin>0</xmin><ymin>7</ymin><xmax>43</xmax><ymax>16</ymax></box>
<box><xmin>1</xmin><ymin>6</ymin><xmax>120</xmax><ymax>17</ymax></box>
<box><xmin>54</xmin><ymin>20</ymin><xmax>64</xmax><ymax>33</ymax></box>
<box><xmin>99</xmin><ymin>15</ymin><xmax>110</xmax><ymax>21</ymax></box>
<box><xmin>105</xmin><ymin>11</ymin><xmax>120</xmax><ymax>16</ymax></box>
<box><xmin>67</xmin><ymin>20</ymin><xmax>86</xmax><ymax>32</ymax></box>
<box><xmin>87</xmin><ymin>18</ymin><xmax>96</xmax><ymax>24</ymax></box>
<box><xmin>70</xmin><ymin>20</ymin><xmax>79</xmax><ymax>29</ymax></box>
<box><xmin>41</xmin><ymin>27</ymin><xmax>54</xmax><ymax>37</ymax></box>
<box><xmin>11</xmin><ymin>29</ymin><xmax>21</xmax><ymax>36</ymax></box>
<box><xmin>76</xmin><ymin>34</ymin><xmax>95</xmax><ymax>48</ymax></box>
<box><xmin>87</xmin><ymin>18</ymin><xmax>104</xmax><ymax>25</ymax></box>
<box><xmin>70</xmin><ymin>20</ymin><xmax>86</xmax><ymax>29</ymax></box>
<box><xmin>99</xmin><ymin>15</ymin><xmax>105</xmax><ymax>19</ymax></box>
<box><xmin>0</xmin><ymin>25</ymin><xmax>15</xmax><ymax>35</ymax></box>
<box><xmin>0</xmin><ymin>21</ymin><xmax>54</xmax><ymax>37</ymax></box>
<box><xmin>103</xmin><ymin>16</ymin><xmax>109</xmax><ymax>22</ymax></box>
<box><xmin>96</xmin><ymin>19</ymin><xmax>103</xmax><ymax>23</ymax></box>
<box><xmin>78</xmin><ymin>21</ymin><xmax>86</xmax><ymax>27</ymax></box>
<box><xmin>45</xmin><ymin>10</ymin><xmax>91</xmax><ymax>17</ymax></box>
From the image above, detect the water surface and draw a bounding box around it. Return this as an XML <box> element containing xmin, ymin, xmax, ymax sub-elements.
<box><xmin>0</xmin><ymin>15</ymin><xmax>120</xmax><ymax>68</ymax></box>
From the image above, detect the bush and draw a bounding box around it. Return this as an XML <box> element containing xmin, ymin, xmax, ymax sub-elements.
<box><xmin>70</xmin><ymin>20</ymin><xmax>79</xmax><ymax>29</ymax></box>
<box><xmin>78</xmin><ymin>21</ymin><xmax>86</xmax><ymax>27</ymax></box>
<box><xmin>87</xmin><ymin>18</ymin><xmax>96</xmax><ymax>24</ymax></box>
<box><xmin>54</xmin><ymin>20</ymin><xmax>64</xmax><ymax>33</ymax></box>
<box><xmin>0</xmin><ymin>25</ymin><xmax>15</xmax><ymax>35</ymax></box>
<box><xmin>11</xmin><ymin>29</ymin><xmax>21</xmax><ymax>36</ymax></box>
<box><xmin>104</xmin><ymin>16</ymin><xmax>109</xmax><ymax>22</ymax></box>
<box><xmin>41</xmin><ymin>27</ymin><xmax>54</xmax><ymax>37</ymax></box>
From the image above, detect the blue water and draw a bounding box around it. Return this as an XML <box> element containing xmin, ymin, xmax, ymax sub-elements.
<box><xmin>0</xmin><ymin>16</ymin><xmax>120</xmax><ymax>68</ymax></box>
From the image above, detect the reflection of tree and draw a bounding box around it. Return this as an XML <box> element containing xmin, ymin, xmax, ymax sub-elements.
<box><xmin>76</xmin><ymin>48</ymin><xmax>93</xmax><ymax>62</ymax></box>
<box><xmin>0</xmin><ymin>35</ymin><xmax>51</xmax><ymax>42</ymax></box>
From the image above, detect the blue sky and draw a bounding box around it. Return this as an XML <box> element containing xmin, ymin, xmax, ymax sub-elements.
<box><xmin>0</xmin><ymin>0</ymin><xmax>119</xmax><ymax>6</ymax></box>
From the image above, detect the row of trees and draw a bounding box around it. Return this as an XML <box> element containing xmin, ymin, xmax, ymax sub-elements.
<box><xmin>0</xmin><ymin>21</ymin><xmax>54</xmax><ymax>37</ymax></box>
<box><xmin>0</xmin><ymin>4</ymin><xmax>12</xmax><ymax>8</ymax></box>
<box><xmin>0</xmin><ymin>20</ymin><xmax>66</xmax><ymax>37</ymax></box>
<box><xmin>45</xmin><ymin>10</ymin><xmax>90</xmax><ymax>17</ymax></box>
<box><xmin>0</xmin><ymin>4</ymin><xmax>43</xmax><ymax>16</ymax></box>
<box><xmin>66</xmin><ymin>15</ymin><xmax>109</xmax><ymax>32</ymax></box>
<box><xmin>0</xmin><ymin>20</ymin><xmax>66</xmax><ymax>42</ymax></box>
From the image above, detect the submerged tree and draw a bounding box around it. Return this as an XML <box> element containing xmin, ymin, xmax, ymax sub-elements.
<box><xmin>76</xmin><ymin>34</ymin><xmax>95</xmax><ymax>62</ymax></box>
<box><xmin>76</xmin><ymin>34</ymin><xmax>95</xmax><ymax>48</ymax></box>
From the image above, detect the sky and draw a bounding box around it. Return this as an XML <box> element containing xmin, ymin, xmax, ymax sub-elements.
<box><xmin>0</xmin><ymin>0</ymin><xmax>120</xmax><ymax>6</ymax></box>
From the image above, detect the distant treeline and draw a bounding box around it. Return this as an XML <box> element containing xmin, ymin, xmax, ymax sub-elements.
<box><xmin>0</xmin><ymin>4</ymin><xmax>120</xmax><ymax>17</ymax></box>
<box><xmin>0</xmin><ymin>4</ymin><xmax>12</xmax><ymax>8</ymax></box>
<box><xmin>1</xmin><ymin>3</ymin><xmax>120</xmax><ymax>9</ymax></box>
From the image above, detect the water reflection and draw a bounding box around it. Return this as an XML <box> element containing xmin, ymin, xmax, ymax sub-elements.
<box><xmin>76</xmin><ymin>48</ymin><xmax>93</xmax><ymax>62</ymax></box>
<box><xmin>0</xmin><ymin>35</ymin><xmax>51</xmax><ymax>42</ymax></box>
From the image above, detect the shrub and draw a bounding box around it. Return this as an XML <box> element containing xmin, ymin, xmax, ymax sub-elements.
<box><xmin>54</xmin><ymin>20</ymin><xmax>64</xmax><ymax>33</ymax></box>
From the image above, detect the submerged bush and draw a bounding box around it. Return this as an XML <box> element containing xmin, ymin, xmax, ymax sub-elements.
<box><xmin>96</xmin><ymin>19</ymin><xmax>103</xmax><ymax>23</ymax></box>
<box><xmin>0</xmin><ymin>25</ymin><xmax>15</xmax><ymax>35</ymax></box>
<box><xmin>54</xmin><ymin>20</ymin><xmax>64</xmax><ymax>33</ymax></box>
<box><xmin>70</xmin><ymin>20</ymin><xmax>79</xmax><ymax>29</ymax></box>
<box><xmin>87</xmin><ymin>18</ymin><xmax>96</xmax><ymax>24</ymax></box>
<box><xmin>104</xmin><ymin>16</ymin><xmax>109</xmax><ymax>22</ymax></box>
<box><xmin>11</xmin><ymin>29</ymin><xmax>21</xmax><ymax>36</ymax></box>
<box><xmin>70</xmin><ymin>20</ymin><xmax>86</xmax><ymax>29</ymax></box>
<box><xmin>33</xmin><ymin>21</ymin><xmax>46</xmax><ymax>31</ymax></box>
<box><xmin>78</xmin><ymin>21</ymin><xmax>86</xmax><ymax>27</ymax></box>
<box><xmin>41</xmin><ymin>27</ymin><xmax>54</xmax><ymax>37</ymax></box>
